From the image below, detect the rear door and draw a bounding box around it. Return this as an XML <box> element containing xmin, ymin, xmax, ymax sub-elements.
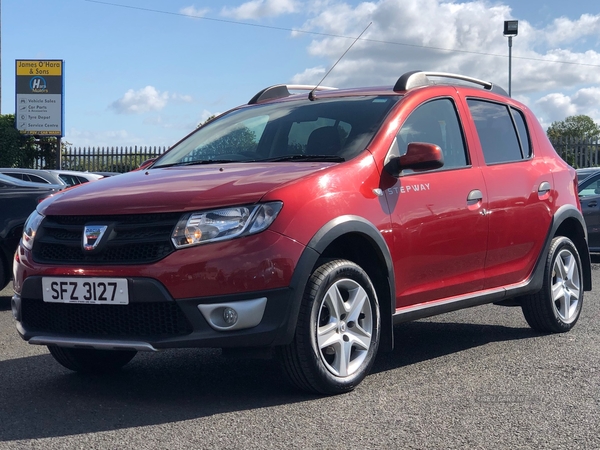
<box><xmin>464</xmin><ymin>97</ymin><xmax>554</xmax><ymax>289</ymax></box>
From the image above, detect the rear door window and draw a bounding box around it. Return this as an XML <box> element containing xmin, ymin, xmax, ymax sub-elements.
<box><xmin>467</xmin><ymin>99</ymin><xmax>530</xmax><ymax>164</ymax></box>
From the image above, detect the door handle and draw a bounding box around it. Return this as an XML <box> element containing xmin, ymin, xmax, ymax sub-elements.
<box><xmin>588</xmin><ymin>201</ymin><xmax>597</xmax><ymax>207</ymax></box>
<box><xmin>467</xmin><ymin>189</ymin><xmax>483</xmax><ymax>205</ymax></box>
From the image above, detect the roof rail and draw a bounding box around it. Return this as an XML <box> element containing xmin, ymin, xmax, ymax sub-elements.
<box><xmin>248</xmin><ymin>84</ymin><xmax>337</xmax><ymax>105</ymax></box>
<box><xmin>393</xmin><ymin>71</ymin><xmax>508</xmax><ymax>96</ymax></box>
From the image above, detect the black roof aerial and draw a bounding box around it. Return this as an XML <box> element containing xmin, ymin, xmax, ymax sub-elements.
<box><xmin>393</xmin><ymin>70</ymin><xmax>508</xmax><ymax>96</ymax></box>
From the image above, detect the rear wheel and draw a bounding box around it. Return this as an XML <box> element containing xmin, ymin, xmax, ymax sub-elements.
<box><xmin>521</xmin><ymin>236</ymin><xmax>583</xmax><ymax>333</ymax></box>
<box><xmin>48</xmin><ymin>346</ymin><xmax>137</xmax><ymax>373</ymax></box>
<box><xmin>279</xmin><ymin>259</ymin><xmax>380</xmax><ymax>395</ymax></box>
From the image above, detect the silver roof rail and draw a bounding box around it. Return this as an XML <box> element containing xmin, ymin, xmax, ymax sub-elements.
<box><xmin>393</xmin><ymin>71</ymin><xmax>508</xmax><ymax>96</ymax></box>
<box><xmin>248</xmin><ymin>84</ymin><xmax>337</xmax><ymax>105</ymax></box>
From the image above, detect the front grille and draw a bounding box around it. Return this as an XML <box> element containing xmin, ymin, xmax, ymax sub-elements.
<box><xmin>33</xmin><ymin>213</ymin><xmax>181</xmax><ymax>264</ymax></box>
<box><xmin>22</xmin><ymin>299</ymin><xmax>194</xmax><ymax>338</ymax></box>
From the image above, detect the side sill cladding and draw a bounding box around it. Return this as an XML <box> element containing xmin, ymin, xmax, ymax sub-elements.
<box><xmin>285</xmin><ymin>215</ymin><xmax>396</xmax><ymax>351</ymax></box>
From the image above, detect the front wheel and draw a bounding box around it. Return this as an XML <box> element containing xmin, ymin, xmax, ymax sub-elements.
<box><xmin>48</xmin><ymin>346</ymin><xmax>137</xmax><ymax>373</ymax></box>
<box><xmin>279</xmin><ymin>259</ymin><xmax>381</xmax><ymax>395</ymax></box>
<box><xmin>521</xmin><ymin>236</ymin><xmax>584</xmax><ymax>333</ymax></box>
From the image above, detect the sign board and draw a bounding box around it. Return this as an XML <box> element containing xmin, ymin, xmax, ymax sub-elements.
<box><xmin>15</xmin><ymin>60</ymin><xmax>64</xmax><ymax>136</ymax></box>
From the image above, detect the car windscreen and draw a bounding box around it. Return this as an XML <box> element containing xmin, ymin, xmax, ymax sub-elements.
<box><xmin>154</xmin><ymin>96</ymin><xmax>398</xmax><ymax>167</ymax></box>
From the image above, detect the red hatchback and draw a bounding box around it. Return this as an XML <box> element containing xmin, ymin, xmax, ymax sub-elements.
<box><xmin>12</xmin><ymin>71</ymin><xmax>592</xmax><ymax>394</ymax></box>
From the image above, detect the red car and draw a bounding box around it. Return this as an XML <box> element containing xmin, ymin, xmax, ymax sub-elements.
<box><xmin>12</xmin><ymin>71</ymin><xmax>591</xmax><ymax>394</ymax></box>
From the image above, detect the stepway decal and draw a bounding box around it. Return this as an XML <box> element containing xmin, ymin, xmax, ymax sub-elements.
<box><xmin>387</xmin><ymin>183</ymin><xmax>431</xmax><ymax>195</ymax></box>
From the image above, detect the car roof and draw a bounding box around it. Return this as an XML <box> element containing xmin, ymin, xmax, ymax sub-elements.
<box><xmin>49</xmin><ymin>170</ymin><xmax>104</xmax><ymax>180</ymax></box>
<box><xmin>577</xmin><ymin>168</ymin><xmax>600</xmax><ymax>183</ymax></box>
<box><xmin>247</xmin><ymin>71</ymin><xmax>508</xmax><ymax>105</ymax></box>
<box><xmin>0</xmin><ymin>172</ymin><xmax>61</xmax><ymax>190</ymax></box>
<box><xmin>0</xmin><ymin>167</ymin><xmax>67</xmax><ymax>185</ymax></box>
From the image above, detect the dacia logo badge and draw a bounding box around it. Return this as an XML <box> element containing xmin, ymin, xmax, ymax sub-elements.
<box><xmin>83</xmin><ymin>225</ymin><xmax>108</xmax><ymax>251</ymax></box>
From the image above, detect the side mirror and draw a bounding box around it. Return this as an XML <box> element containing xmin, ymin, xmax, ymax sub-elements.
<box><xmin>385</xmin><ymin>142</ymin><xmax>444</xmax><ymax>177</ymax></box>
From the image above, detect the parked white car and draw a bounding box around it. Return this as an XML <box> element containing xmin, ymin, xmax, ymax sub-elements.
<box><xmin>49</xmin><ymin>170</ymin><xmax>105</xmax><ymax>186</ymax></box>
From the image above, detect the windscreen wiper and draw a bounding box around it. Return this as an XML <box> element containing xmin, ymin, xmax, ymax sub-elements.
<box><xmin>153</xmin><ymin>159</ymin><xmax>240</xmax><ymax>168</ymax></box>
<box><xmin>254</xmin><ymin>154</ymin><xmax>345</xmax><ymax>163</ymax></box>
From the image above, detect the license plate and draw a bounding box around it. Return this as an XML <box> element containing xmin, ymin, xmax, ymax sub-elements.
<box><xmin>42</xmin><ymin>277</ymin><xmax>129</xmax><ymax>305</ymax></box>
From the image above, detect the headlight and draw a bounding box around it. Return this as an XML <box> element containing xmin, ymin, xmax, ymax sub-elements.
<box><xmin>22</xmin><ymin>210</ymin><xmax>44</xmax><ymax>250</ymax></box>
<box><xmin>171</xmin><ymin>202</ymin><xmax>283</xmax><ymax>248</ymax></box>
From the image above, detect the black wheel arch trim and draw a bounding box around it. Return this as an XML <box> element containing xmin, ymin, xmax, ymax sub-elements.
<box><xmin>551</xmin><ymin>204</ymin><xmax>592</xmax><ymax>292</ymax></box>
<box><xmin>281</xmin><ymin>215</ymin><xmax>396</xmax><ymax>351</ymax></box>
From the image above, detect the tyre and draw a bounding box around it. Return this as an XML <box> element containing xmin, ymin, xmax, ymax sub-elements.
<box><xmin>521</xmin><ymin>236</ymin><xmax>583</xmax><ymax>333</ymax></box>
<box><xmin>48</xmin><ymin>346</ymin><xmax>137</xmax><ymax>373</ymax></box>
<box><xmin>279</xmin><ymin>259</ymin><xmax>380</xmax><ymax>395</ymax></box>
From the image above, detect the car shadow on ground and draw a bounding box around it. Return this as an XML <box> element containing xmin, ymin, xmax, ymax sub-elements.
<box><xmin>0</xmin><ymin>297</ymin><xmax>11</xmax><ymax>311</ymax></box>
<box><xmin>372</xmin><ymin>317</ymin><xmax>536</xmax><ymax>375</ymax></box>
<box><xmin>0</xmin><ymin>313</ymin><xmax>536</xmax><ymax>442</ymax></box>
<box><xmin>0</xmin><ymin>281</ymin><xmax>13</xmax><ymax>311</ymax></box>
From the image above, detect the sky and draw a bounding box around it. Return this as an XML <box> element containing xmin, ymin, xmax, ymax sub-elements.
<box><xmin>2</xmin><ymin>0</ymin><xmax>600</xmax><ymax>149</ymax></box>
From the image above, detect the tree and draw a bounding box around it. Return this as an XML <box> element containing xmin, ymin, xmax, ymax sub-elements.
<box><xmin>0</xmin><ymin>114</ymin><xmax>58</xmax><ymax>168</ymax></box>
<box><xmin>0</xmin><ymin>114</ymin><xmax>24</xmax><ymax>166</ymax></box>
<box><xmin>547</xmin><ymin>115</ymin><xmax>600</xmax><ymax>142</ymax></box>
<box><xmin>194</xmin><ymin>127</ymin><xmax>257</xmax><ymax>157</ymax></box>
<box><xmin>193</xmin><ymin>115</ymin><xmax>257</xmax><ymax>157</ymax></box>
<box><xmin>547</xmin><ymin>115</ymin><xmax>600</xmax><ymax>168</ymax></box>
<box><xmin>197</xmin><ymin>115</ymin><xmax>216</xmax><ymax>128</ymax></box>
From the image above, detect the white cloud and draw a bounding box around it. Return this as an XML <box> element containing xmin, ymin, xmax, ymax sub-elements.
<box><xmin>535</xmin><ymin>93</ymin><xmax>579</xmax><ymax>123</ymax></box>
<box><xmin>64</xmin><ymin>128</ymin><xmax>140</xmax><ymax>148</ymax></box>
<box><xmin>198</xmin><ymin>109</ymin><xmax>220</xmax><ymax>125</ymax></box>
<box><xmin>535</xmin><ymin>88</ymin><xmax>600</xmax><ymax>125</ymax></box>
<box><xmin>221</xmin><ymin>0</ymin><xmax>297</xmax><ymax>20</ymax></box>
<box><xmin>540</xmin><ymin>14</ymin><xmax>600</xmax><ymax>47</ymax></box>
<box><xmin>289</xmin><ymin>0</ymin><xmax>600</xmax><ymax>97</ymax></box>
<box><xmin>180</xmin><ymin>6</ymin><xmax>210</xmax><ymax>17</ymax></box>
<box><xmin>290</xmin><ymin>66</ymin><xmax>326</xmax><ymax>84</ymax></box>
<box><xmin>143</xmin><ymin>113</ymin><xmax>206</xmax><ymax>132</ymax></box>
<box><xmin>110</xmin><ymin>86</ymin><xmax>170</xmax><ymax>114</ymax></box>
<box><xmin>171</xmin><ymin>93</ymin><xmax>194</xmax><ymax>103</ymax></box>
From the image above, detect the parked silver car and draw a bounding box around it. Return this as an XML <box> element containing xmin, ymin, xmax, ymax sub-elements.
<box><xmin>0</xmin><ymin>168</ymin><xmax>104</xmax><ymax>188</ymax></box>
<box><xmin>0</xmin><ymin>168</ymin><xmax>65</xmax><ymax>190</ymax></box>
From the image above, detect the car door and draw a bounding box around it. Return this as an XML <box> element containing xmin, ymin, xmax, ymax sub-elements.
<box><xmin>384</xmin><ymin>95</ymin><xmax>489</xmax><ymax>307</ymax></box>
<box><xmin>578</xmin><ymin>173</ymin><xmax>600</xmax><ymax>250</ymax></box>
<box><xmin>464</xmin><ymin>97</ymin><xmax>554</xmax><ymax>289</ymax></box>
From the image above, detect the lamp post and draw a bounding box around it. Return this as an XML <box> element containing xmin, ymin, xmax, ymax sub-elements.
<box><xmin>503</xmin><ymin>20</ymin><xmax>518</xmax><ymax>97</ymax></box>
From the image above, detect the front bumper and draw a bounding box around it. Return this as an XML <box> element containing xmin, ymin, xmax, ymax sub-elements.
<box><xmin>13</xmin><ymin>276</ymin><xmax>298</xmax><ymax>350</ymax></box>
